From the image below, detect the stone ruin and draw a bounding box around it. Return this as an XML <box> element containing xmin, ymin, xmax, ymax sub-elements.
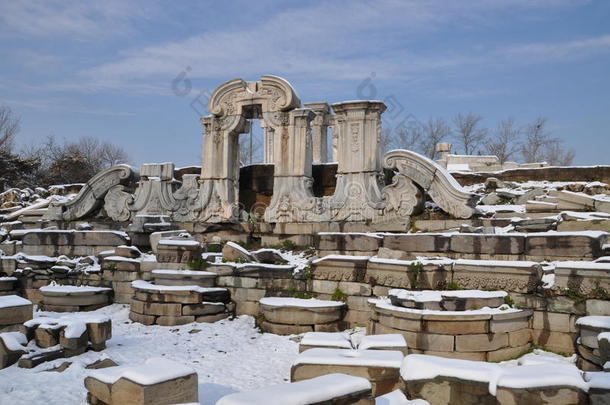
<box><xmin>40</xmin><ymin>75</ymin><xmax>479</xmax><ymax>230</ymax></box>
<box><xmin>0</xmin><ymin>75</ymin><xmax>610</xmax><ymax>405</ymax></box>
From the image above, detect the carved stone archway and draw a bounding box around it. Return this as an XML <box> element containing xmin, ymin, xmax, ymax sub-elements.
<box><xmin>181</xmin><ymin>75</ymin><xmax>316</xmax><ymax>223</ymax></box>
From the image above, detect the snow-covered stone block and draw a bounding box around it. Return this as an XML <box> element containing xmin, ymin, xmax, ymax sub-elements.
<box><xmin>216</xmin><ymin>373</ymin><xmax>374</xmax><ymax>405</ymax></box>
<box><xmin>260</xmin><ymin>297</ymin><xmax>346</xmax><ymax>326</ymax></box>
<box><xmin>0</xmin><ymin>295</ymin><xmax>32</xmax><ymax>327</ymax></box>
<box><xmin>222</xmin><ymin>241</ymin><xmax>256</xmax><ymax>263</ymax></box>
<box><xmin>85</xmin><ymin>357</ymin><xmax>198</xmax><ymax>405</ymax></box>
<box><xmin>291</xmin><ymin>348</ymin><xmax>403</xmax><ymax>396</ymax></box>
<box><xmin>39</xmin><ymin>285</ymin><xmax>112</xmax><ymax>312</ymax></box>
<box><xmin>151</xmin><ymin>269</ymin><xmax>216</xmax><ymax>288</ymax></box>
<box><xmin>0</xmin><ymin>331</ymin><xmax>27</xmax><ymax>369</ymax></box>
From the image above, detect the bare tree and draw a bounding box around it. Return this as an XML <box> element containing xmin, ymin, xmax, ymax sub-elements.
<box><xmin>21</xmin><ymin>135</ymin><xmax>130</xmax><ymax>185</ymax></box>
<box><xmin>379</xmin><ymin>127</ymin><xmax>396</xmax><ymax>153</ymax></box>
<box><xmin>484</xmin><ymin>118</ymin><xmax>521</xmax><ymax>164</ymax></box>
<box><xmin>453</xmin><ymin>113</ymin><xmax>488</xmax><ymax>155</ymax></box>
<box><xmin>239</xmin><ymin>132</ymin><xmax>263</xmax><ymax>166</ymax></box>
<box><xmin>386</xmin><ymin>123</ymin><xmax>422</xmax><ymax>153</ymax></box>
<box><xmin>99</xmin><ymin>142</ymin><xmax>129</xmax><ymax>167</ymax></box>
<box><xmin>544</xmin><ymin>138</ymin><xmax>575</xmax><ymax>166</ymax></box>
<box><xmin>521</xmin><ymin>117</ymin><xmax>548</xmax><ymax>163</ymax></box>
<box><xmin>0</xmin><ymin>106</ymin><xmax>21</xmax><ymax>153</ymax></box>
<box><xmin>420</xmin><ymin>118</ymin><xmax>451</xmax><ymax>159</ymax></box>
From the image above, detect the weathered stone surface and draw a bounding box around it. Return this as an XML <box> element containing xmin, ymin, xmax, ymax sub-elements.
<box><xmin>424</xmin><ymin>319</ymin><xmax>489</xmax><ymax>335</ymax></box>
<box><xmin>42</xmin><ymin>292</ymin><xmax>111</xmax><ymax>307</ymax></box>
<box><xmin>133</xmin><ymin>290</ymin><xmax>200</xmax><ymax>305</ymax></box>
<box><xmin>35</xmin><ymin>327</ymin><xmax>60</xmax><ymax>348</ymax></box>
<box><xmin>532</xmin><ymin>311</ymin><xmax>575</xmax><ymax>333</ymax></box>
<box><xmin>490</xmin><ymin>310</ymin><xmax>532</xmax><ymax>333</ymax></box>
<box><xmin>260</xmin><ymin>321</ymin><xmax>314</xmax><ymax>335</ymax></box>
<box><xmin>496</xmin><ymin>385</ymin><xmax>587</xmax><ymax>405</ymax></box>
<box><xmin>129</xmin><ymin>311</ymin><xmax>156</xmax><ymax>326</ymax></box>
<box><xmin>587</xmin><ymin>299</ymin><xmax>610</xmax><ymax>316</ymax></box>
<box><xmin>195</xmin><ymin>312</ymin><xmax>229</xmax><ymax>323</ymax></box>
<box><xmin>60</xmin><ymin>328</ymin><xmax>89</xmax><ymax>351</ymax></box>
<box><xmin>316</xmin><ymin>233</ymin><xmax>382</xmax><ymax>253</ymax></box>
<box><xmin>382</xmin><ymin>233</ymin><xmax>450</xmax><ymax>253</ymax></box>
<box><xmin>365</xmin><ymin>258</ymin><xmax>450</xmax><ymax>290</ymax></box>
<box><xmin>260</xmin><ymin>298</ymin><xmax>346</xmax><ymax>326</ymax></box>
<box><xmin>526</xmin><ymin>233</ymin><xmax>603</xmax><ymax>258</ymax></box>
<box><xmin>22</xmin><ymin>230</ymin><xmax>129</xmax><ymax>247</ymax></box>
<box><xmin>450</xmin><ymin>234</ymin><xmax>525</xmax><ymax>255</ymax></box>
<box><xmin>312</xmin><ymin>256</ymin><xmax>368</xmax><ymax>282</ymax></box>
<box><xmin>222</xmin><ymin>242</ymin><xmax>256</xmax><ymax>262</ymax></box>
<box><xmin>455</xmin><ymin>332</ymin><xmax>508</xmax><ymax>352</ymax></box>
<box><xmin>531</xmin><ymin>330</ymin><xmax>577</xmax><ymax>354</ymax></box>
<box><xmin>156</xmin><ymin>240</ymin><xmax>202</xmax><ymax>264</ymax></box>
<box><xmin>452</xmin><ymin>259</ymin><xmax>542</xmax><ymax>293</ymax></box>
<box><xmin>486</xmin><ymin>344</ymin><xmax>530</xmax><ymax>362</ymax></box>
<box><xmin>131</xmin><ymin>300</ymin><xmax>182</xmax><ymax>317</ymax></box>
<box><xmin>182</xmin><ymin>303</ymin><xmax>225</xmax><ymax>316</ymax></box>
<box><xmin>554</xmin><ymin>261</ymin><xmax>610</xmax><ymax>296</ymax></box>
<box><xmin>508</xmin><ymin>329</ymin><xmax>531</xmax><ymax>348</ymax></box>
<box><xmin>405</xmin><ymin>377</ymin><xmax>496</xmax><ymax>405</ymax></box>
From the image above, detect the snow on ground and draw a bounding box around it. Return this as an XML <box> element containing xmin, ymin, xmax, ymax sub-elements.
<box><xmin>0</xmin><ymin>304</ymin><xmax>298</xmax><ymax>405</ymax></box>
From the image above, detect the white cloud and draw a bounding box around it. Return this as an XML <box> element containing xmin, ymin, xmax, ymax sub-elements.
<box><xmin>0</xmin><ymin>0</ymin><xmax>155</xmax><ymax>39</ymax></box>
<box><xmin>501</xmin><ymin>34</ymin><xmax>610</xmax><ymax>61</ymax></box>
<box><xmin>1</xmin><ymin>97</ymin><xmax>135</xmax><ymax>117</ymax></box>
<box><xmin>76</xmin><ymin>0</ymin><xmax>594</xmax><ymax>92</ymax></box>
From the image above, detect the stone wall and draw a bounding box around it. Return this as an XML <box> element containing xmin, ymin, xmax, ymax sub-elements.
<box><xmin>452</xmin><ymin>165</ymin><xmax>610</xmax><ymax>186</ymax></box>
<box><xmin>316</xmin><ymin>232</ymin><xmax>609</xmax><ymax>261</ymax></box>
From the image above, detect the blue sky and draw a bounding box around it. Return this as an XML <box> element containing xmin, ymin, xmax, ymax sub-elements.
<box><xmin>1</xmin><ymin>0</ymin><xmax>609</xmax><ymax>167</ymax></box>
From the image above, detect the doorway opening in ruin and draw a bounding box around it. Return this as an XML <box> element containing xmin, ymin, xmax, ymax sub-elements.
<box><xmin>238</xmin><ymin>104</ymin><xmax>265</xmax><ymax>166</ymax></box>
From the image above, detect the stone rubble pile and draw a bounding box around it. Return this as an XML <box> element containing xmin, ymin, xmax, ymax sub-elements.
<box><xmin>576</xmin><ymin>316</ymin><xmax>610</xmax><ymax>371</ymax></box>
<box><xmin>0</xmin><ymin>313</ymin><xmax>111</xmax><ymax>370</ymax></box>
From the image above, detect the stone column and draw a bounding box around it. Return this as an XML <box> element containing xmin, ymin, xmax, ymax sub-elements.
<box><xmin>195</xmin><ymin>114</ymin><xmax>247</xmax><ymax>223</ymax></box>
<box><xmin>303</xmin><ymin>102</ymin><xmax>331</xmax><ymax>163</ymax></box>
<box><xmin>264</xmin><ymin>108</ymin><xmax>317</xmax><ymax>223</ymax></box>
<box><xmin>329</xmin><ymin>100</ymin><xmax>387</xmax><ymax>222</ymax></box>
<box><xmin>261</xmin><ymin>121</ymin><xmax>274</xmax><ymax>164</ymax></box>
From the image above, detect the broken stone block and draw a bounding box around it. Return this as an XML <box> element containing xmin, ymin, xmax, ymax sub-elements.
<box><xmin>85</xmin><ymin>357</ymin><xmax>198</xmax><ymax>405</ymax></box>
<box><xmin>222</xmin><ymin>241</ymin><xmax>256</xmax><ymax>263</ymax></box>
<box><xmin>156</xmin><ymin>239</ymin><xmax>202</xmax><ymax>264</ymax></box>
<box><xmin>0</xmin><ymin>331</ymin><xmax>27</xmax><ymax>369</ymax></box>
<box><xmin>291</xmin><ymin>348</ymin><xmax>403</xmax><ymax>396</ymax></box>
<box><xmin>0</xmin><ymin>295</ymin><xmax>33</xmax><ymax>326</ymax></box>
<box><xmin>35</xmin><ymin>326</ymin><xmax>61</xmax><ymax>348</ymax></box>
<box><xmin>19</xmin><ymin>347</ymin><xmax>66</xmax><ymax>369</ymax></box>
<box><xmin>495</xmin><ymin>363</ymin><xmax>588</xmax><ymax>405</ymax></box>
